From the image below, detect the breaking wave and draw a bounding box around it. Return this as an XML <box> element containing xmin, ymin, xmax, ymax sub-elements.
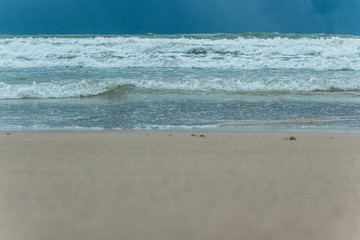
<box><xmin>0</xmin><ymin>79</ymin><xmax>125</xmax><ymax>99</ymax></box>
<box><xmin>1</xmin><ymin>33</ymin><xmax>360</xmax><ymax>70</ymax></box>
<box><xmin>1</xmin><ymin>76</ymin><xmax>359</xmax><ymax>100</ymax></box>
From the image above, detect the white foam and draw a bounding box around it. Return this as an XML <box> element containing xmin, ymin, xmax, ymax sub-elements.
<box><xmin>1</xmin><ymin>35</ymin><xmax>360</xmax><ymax>70</ymax></box>
<box><xmin>121</xmin><ymin>76</ymin><xmax>360</xmax><ymax>93</ymax></box>
<box><xmin>135</xmin><ymin>124</ymin><xmax>219</xmax><ymax>130</ymax></box>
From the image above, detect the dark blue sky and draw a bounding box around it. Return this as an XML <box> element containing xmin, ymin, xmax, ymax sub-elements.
<box><xmin>0</xmin><ymin>0</ymin><xmax>359</xmax><ymax>35</ymax></box>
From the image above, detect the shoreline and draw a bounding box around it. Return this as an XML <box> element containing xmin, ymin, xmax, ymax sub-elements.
<box><xmin>1</xmin><ymin>132</ymin><xmax>360</xmax><ymax>240</ymax></box>
<box><xmin>1</xmin><ymin>124</ymin><xmax>360</xmax><ymax>135</ymax></box>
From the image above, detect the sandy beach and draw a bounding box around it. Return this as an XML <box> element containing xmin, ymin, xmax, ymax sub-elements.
<box><xmin>1</xmin><ymin>132</ymin><xmax>360</xmax><ymax>240</ymax></box>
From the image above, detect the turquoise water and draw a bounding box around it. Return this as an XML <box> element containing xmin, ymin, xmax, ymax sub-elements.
<box><xmin>0</xmin><ymin>33</ymin><xmax>360</xmax><ymax>132</ymax></box>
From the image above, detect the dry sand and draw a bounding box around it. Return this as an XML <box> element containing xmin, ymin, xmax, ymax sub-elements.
<box><xmin>0</xmin><ymin>132</ymin><xmax>360</xmax><ymax>240</ymax></box>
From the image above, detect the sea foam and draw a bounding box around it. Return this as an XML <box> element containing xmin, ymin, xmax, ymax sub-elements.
<box><xmin>1</xmin><ymin>34</ymin><xmax>360</xmax><ymax>70</ymax></box>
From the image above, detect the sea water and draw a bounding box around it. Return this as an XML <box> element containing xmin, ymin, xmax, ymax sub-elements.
<box><xmin>0</xmin><ymin>33</ymin><xmax>360</xmax><ymax>132</ymax></box>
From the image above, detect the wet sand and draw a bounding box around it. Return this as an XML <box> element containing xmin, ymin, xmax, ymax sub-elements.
<box><xmin>1</xmin><ymin>132</ymin><xmax>360</xmax><ymax>240</ymax></box>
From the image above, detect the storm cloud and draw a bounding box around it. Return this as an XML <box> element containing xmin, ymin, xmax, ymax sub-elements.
<box><xmin>0</xmin><ymin>0</ymin><xmax>359</xmax><ymax>35</ymax></box>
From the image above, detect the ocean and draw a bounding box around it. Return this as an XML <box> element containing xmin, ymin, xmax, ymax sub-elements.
<box><xmin>1</xmin><ymin>33</ymin><xmax>360</xmax><ymax>132</ymax></box>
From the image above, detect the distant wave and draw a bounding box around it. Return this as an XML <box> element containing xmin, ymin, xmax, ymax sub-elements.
<box><xmin>1</xmin><ymin>33</ymin><xmax>358</xmax><ymax>40</ymax></box>
<box><xmin>1</xmin><ymin>34</ymin><xmax>360</xmax><ymax>70</ymax></box>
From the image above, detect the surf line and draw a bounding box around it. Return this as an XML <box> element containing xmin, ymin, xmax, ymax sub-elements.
<box><xmin>217</xmin><ymin>119</ymin><xmax>335</xmax><ymax>126</ymax></box>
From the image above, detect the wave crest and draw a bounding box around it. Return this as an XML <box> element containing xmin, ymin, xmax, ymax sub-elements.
<box><xmin>1</xmin><ymin>75</ymin><xmax>359</xmax><ymax>100</ymax></box>
<box><xmin>0</xmin><ymin>79</ymin><xmax>125</xmax><ymax>99</ymax></box>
